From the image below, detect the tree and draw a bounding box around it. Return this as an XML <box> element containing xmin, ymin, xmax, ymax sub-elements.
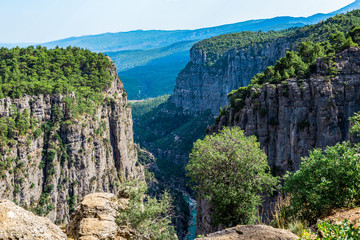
<box><xmin>283</xmin><ymin>114</ymin><xmax>360</xmax><ymax>224</ymax></box>
<box><xmin>116</xmin><ymin>181</ymin><xmax>177</xmax><ymax>240</ymax></box>
<box><xmin>282</xmin><ymin>142</ymin><xmax>360</xmax><ymax>223</ymax></box>
<box><xmin>186</xmin><ymin>127</ymin><xmax>278</xmax><ymax>227</ymax></box>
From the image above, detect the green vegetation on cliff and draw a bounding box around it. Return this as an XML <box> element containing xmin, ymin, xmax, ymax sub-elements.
<box><xmin>0</xmin><ymin>46</ymin><xmax>112</xmax><ymax>99</ymax></box>
<box><xmin>283</xmin><ymin>141</ymin><xmax>360</xmax><ymax>223</ymax></box>
<box><xmin>195</xmin><ymin>10</ymin><xmax>360</xmax><ymax>68</ymax></box>
<box><xmin>227</xmin><ymin>26</ymin><xmax>360</xmax><ymax>112</ymax></box>
<box><xmin>193</xmin><ymin>29</ymin><xmax>295</xmax><ymax>66</ymax></box>
<box><xmin>272</xmin><ymin>114</ymin><xmax>360</xmax><ymax>238</ymax></box>
<box><xmin>0</xmin><ymin>46</ymin><xmax>118</xmax><ymax>146</ymax></box>
<box><xmin>130</xmin><ymin>95</ymin><xmax>170</xmax><ymax>117</ymax></box>
<box><xmin>117</xmin><ymin>181</ymin><xmax>177</xmax><ymax>240</ymax></box>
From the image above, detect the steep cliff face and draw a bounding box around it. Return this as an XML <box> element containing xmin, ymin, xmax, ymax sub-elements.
<box><xmin>197</xmin><ymin>47</ymin><xmax>360</xmax><ymax>234</ymax></box>
<box><xmin>211</xmin><ymin>47</ymin><xmax>360</xmax><ymax>173</ymax></box>
<box><xmin>171</xmin><ymin>38</ymin><xmax>293</xmax><ymax>115</ymax></box>
<box><xmin>171</xmin><ymin>10</ymin><xmax>360</xmax><ymax>116</ymax></box>
<box><xmin>0</xmin><ymin>62</ymin><xmax>142</xmax><ymax>223</ymax></box>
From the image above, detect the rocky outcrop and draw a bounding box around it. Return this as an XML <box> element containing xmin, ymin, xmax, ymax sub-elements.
<box><xmin>67</xmin><ymin>192</ymin><xmax>134</xmax><ymax>240</ymax></box>
<box><xmin>0</xmin><ymin>61</ymin><xmax>143</xmax><ymax>224</ymax></box>
<box><xmin>211</xmin><ymin>47</ymin><xmax>360</xmax><ymax>174</ymax></box>
<box><xmin>198</xmin><ymin>47</ymin><xmax>360</xmax><ymax>234</ymax></box>
<box><xmin>0</xmin><ymin>199</ymin><xmax>67</xmax><ymax>240</ymax></box>
<box><xmin>198</xmin><ymin>225</ymin><xmax>298</xmax><ymax>240</ymax></box>
<box><xmin>171</xmin><ymin>37</ymin><xmax>294</xmax><ymax>115</ymax></box>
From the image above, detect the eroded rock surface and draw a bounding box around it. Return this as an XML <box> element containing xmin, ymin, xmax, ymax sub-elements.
<box><xmin>198</xmin><ymin>225</ymin><xmax>298</xmax><ymax>240</ymax></box>
<box><xmin>199</xmin><ymin>47</ymin><xmax>360</xmax><ymax>234</ymax></box>
<box><xmin>0</xmin><ymin>60</ymin><xmax>143</xmax><ymax>223</ymax></box>
<box><xmin>67</xmin><ymin>192</ymin><xmax>133</xmax><ymax>240</ymax></box>
<box><xmin>0</xmin><ymin>199</ymin><xmax>67</xmax><ymax>240</ymax></box>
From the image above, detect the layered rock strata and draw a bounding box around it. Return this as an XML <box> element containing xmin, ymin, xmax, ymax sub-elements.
<box><xmin>200</xmin><ymin>47</ymin><xmax>360</xmax><ymax>234</ymax></box>
<box><xmin>0</xmin><ymin>61</ymin><xmax>142</xmax><ymax>223</ymax></box>
<box><xmin>171</xmin><ymin>38</ymin><xmax>293</xmax><ymax>115</ymax></box>
<box><xmin>67</xmin><ymin>192</ymin><xmax>134</xmax><ymax>240</ymax></box>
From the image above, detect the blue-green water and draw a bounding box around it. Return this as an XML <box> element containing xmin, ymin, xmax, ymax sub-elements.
<box><xmin>184</xmin><ymin>195</ymin><xmax>197</xmax><ymax>240</ymax></box>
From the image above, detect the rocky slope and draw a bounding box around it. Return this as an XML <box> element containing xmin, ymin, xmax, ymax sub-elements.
<box><xmin>0</xmin><ymin>199</ymin><xmax>67</xmax><ymax>240</ymax></box>
<box><xmin>211</xmin><ymin>47</ymin><xmax>360</xmax><ymax>173</ymax></box>
<box><xmin>198</xmin><ymin>47</ymin><xmax>360</xmax><ymax>234</ymax></box>
<box><xmin>0</xmin><ymin>61</ymin><xmax>143</xmax><ymax>224</ymax></box>
<box><xmin>198</xmin><ymin>225</ymin><xmax>298</xmax><ymax>240</ymax></box>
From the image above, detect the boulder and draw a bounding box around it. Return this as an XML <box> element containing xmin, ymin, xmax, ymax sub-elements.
<box><xmin>67</xmin><ymin>192</ymin><xmax>133</xmax><ymax>240</ymax></box>
<box><xmin>198</xmin><ymin>225</ymin><xmax>298</xmax><ymax>240</ymax></box>
<box><xmin>0</xmin><ymin>199</ymin><xmax>67</xmax><ymax>240</ymax></box>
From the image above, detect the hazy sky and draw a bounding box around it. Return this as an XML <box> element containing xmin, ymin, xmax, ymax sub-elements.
<box><xmin>0</xmin><ymin>0</ymin><xmax>355</xmax><ymax>43</ymax></box>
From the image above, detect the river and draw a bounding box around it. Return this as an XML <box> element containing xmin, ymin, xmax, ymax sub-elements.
<box><xmin>184</xmin><ymin>195</ymin><xmax>197</xmax><ymax>240</ymax></box>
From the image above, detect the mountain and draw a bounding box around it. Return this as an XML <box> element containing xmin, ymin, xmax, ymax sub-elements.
<box><xmin>2</xmin><ymin>1</ymin><xmax>359</xmax><ymax>100</ymax></box>
<box><xmin>130</xmin><ymin>12</ymin><xmax>360</xmax><ymax>220</ymax></box>
<box><xmin>35</xmin><ymin>0</ymin><xmax>360</xmax><ymax>52</ymax></box>
<box><xmin>129</xmin><ymin>9</ymin><xmax>360</xmax><ymax>234</ymax></box>
<box><xmin>107</xmin><ymin>41</ymin><xmax>195</xmax><ymax>99</ymax></box>
<box><xmin>172</xmin><ymin>10</ymin><xmax>360</xmax><ymax>115</ymax></box>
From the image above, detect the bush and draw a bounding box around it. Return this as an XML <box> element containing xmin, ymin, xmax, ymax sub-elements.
<box><xmin>186</xmin><ymin>127</ymin><xmax>278</xmax><ymax>227</ymax></box>
<box><xmin>302</xmin><ymin>220</ymin><xmax>360</xmax><ymax>239</ymax></box>
<box><xmin>283</xmin><ymin>142</ymin><xmax>360</xmax><ymax>223</ymax></box>
<box><xmin>116</xmin><ymin>181</ymin><xmax>176</xmax><ymax>240</ymax></box>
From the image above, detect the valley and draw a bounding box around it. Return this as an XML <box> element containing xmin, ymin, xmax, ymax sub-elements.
<box><xmin>2</xmin><ymin>1</ymin><xmax>360</xmax><ymax>240</ymax></box>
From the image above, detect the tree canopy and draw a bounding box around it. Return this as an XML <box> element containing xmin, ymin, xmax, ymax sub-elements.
<box><xmin>186</xmin><ymin>127</ymin><xmax>278</xmax><ymax>226</ymax></box>
<box><xmin>0</xmin><ymin>46</ymin><xmax>112</xmax><ymax>99</ymax></box>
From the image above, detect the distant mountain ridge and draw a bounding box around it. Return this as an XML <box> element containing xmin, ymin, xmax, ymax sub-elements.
<box><xmin>1</xmin><ymin>0</ymin><xmax>360</xmax><ymax>99</ymax></box>
<box><xmin>14</xmin><ymin>0</ymin><xmax>360</xmax><ymax>52</ymax></box>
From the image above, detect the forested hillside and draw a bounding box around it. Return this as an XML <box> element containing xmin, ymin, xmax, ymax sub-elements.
<box><xmin>0</xmin><ymin>46</ymin><xmax>143</xmax><ymax>225</ymax></box>
<box><xmin>0</xmin><ymin>46</ymin><xmax>112</xmax><ymax>99</ymax></box>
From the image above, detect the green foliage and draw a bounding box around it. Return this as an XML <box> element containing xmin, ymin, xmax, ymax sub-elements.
<box><xmin>228</xmin><ymin>34</ymin><xmax>356</xmax><ymax>109</ymax></box>
<box><xmin>116</xmin><ymin>181</ymin><xmax>176</xmax><ymax>240</ymax></box>
<box><xmin>0</xmin><ymin>46</ymin><xmax>112</xmax><ymax>98</ymax></box>
<box><xmin>0</xmin><ymin>108</ymin><xmax>32</xmax><ymax>146</ymax></box>
<box><xmin>283</xmin><ymin>142</ymin><xmax>360</xmax><ymax>223</ymax></box>
<box><xmin>67</xmin><ymin>195</ymin><xmax>76</xmax><ymax>213</ymax></box>
<box><xmin>302</xmin><ymin>220</ymin><xmax>360</xmax><ymax>240</ymax></box>
<box><xmin>186</xmin><ymin>127</ymin><xmax>278</xmax><ymax>226</ymax></box>
<box><xmin>133</xmin><ymin>100</ymin><xmax>213</xmax><ymax>157</ymax></box>
<box><xmin>350</xmin><ymin>112</ymin><xmax>360</xmax><ymax>134</ymax></box>
<box><xmin>195</xmin><ymin>10</ymin><xmax>360</xmax><ymax>68</ymax></box>
<box><xmin>129</xmin><ymin>95</ymin><xmax>170</xmax><ymax>118</ymax></box>
<box><xmin>194</xmin><ymin>30</ymin><xmax>295</xmax><ymax>66</ymax></box>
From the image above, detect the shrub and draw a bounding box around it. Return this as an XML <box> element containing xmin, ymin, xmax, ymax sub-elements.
<box><xmin>283</xmin><ymin>142</ymin><xmax>360</xmax><ymax>223</ymax></box>
<box><xmin>186</xmin><ymin>127</ymin><xmax>278</xmax><ymax>227</ymax></box>
<box><xmin>302</xmin><ymin>220</ymin><xmax>360</xmax><ymax>239</ymax></box>
<box><xmin>116</xmin><ymin>181</ymin><xmax>176</xmax><ymax>240</ymax></box>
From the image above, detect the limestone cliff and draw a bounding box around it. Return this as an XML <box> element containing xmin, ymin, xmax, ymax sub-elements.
<box><xmin>198</xmin><ymin>47</ymin><xmax>360</xmax><ymax>234</ymax></box>
<box><xmin>0</xmin><ymin>61</ymin><xmax>142</xmax><ymax>224</ymax></box>
<box><xmin>211</xmin><ymin>47</ymin><xmax>360</xmax><ymax>173</ymax></box>
<box><xmin>170</xmin><ymin>10</ymin><xmax>360</xmax><ymax>115</ymax></box>
<box><xmin>171</xmin><ymin>38</ymin><xmax>292</xmax><ymax>115</ymax></box>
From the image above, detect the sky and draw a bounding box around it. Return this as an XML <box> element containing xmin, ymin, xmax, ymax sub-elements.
<box><xmin>0</xmin><ymin>0</ymin><xmax>355</xmax><ymax>43</ymax></box>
